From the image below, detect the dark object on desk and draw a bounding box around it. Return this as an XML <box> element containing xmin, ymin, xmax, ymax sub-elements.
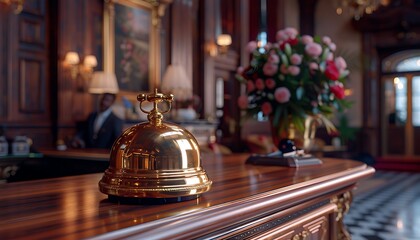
<box><xmin>353</xmin><ymin>152</ymin><xmax>375</xmax><ymax>166</ymax></box>
<box><xmin>246</xmin><ymin>151</ymin><xmax>323</xmax><ymax>167</ymax></box>
<box><xmin>278</xmin><ymin>138</ymin><xmax>297</xmax><ymax>153</ymax></box>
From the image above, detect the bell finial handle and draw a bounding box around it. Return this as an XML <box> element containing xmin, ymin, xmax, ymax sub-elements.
<box><xmin>137</xmin><ymin>89</ymin><xmax>174</xmax><ymax>126</ymax></box>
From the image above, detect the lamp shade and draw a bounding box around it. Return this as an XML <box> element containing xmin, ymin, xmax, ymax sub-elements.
<box><xmin>161</xmin><ymin>65</ymin><xmax>192</xmax><ymax>101</ymax></box>
<box><xmin>64</xmin><ymin>51</ymin><xmax>80</xmax><ymax>65</ymax></box>
<box><xmin>89</xmin><ymin>71</ymin><xmax>119</xmax><ymax>94</ymax></box>
<box><xmin>217</xmin><ymin>34</ymin><xmax>232</xmax><ymax>46</ymax></box>
<box><xmin>83</xmin><ymin>55</ymin><xmax>98</xmax><ymax>68</ymax></box>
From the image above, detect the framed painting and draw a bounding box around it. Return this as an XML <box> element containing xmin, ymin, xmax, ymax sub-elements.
<box><xmin>103</xmin><ymin>0</ymin><xmax>170</xmax><ymax>95</ymax></box>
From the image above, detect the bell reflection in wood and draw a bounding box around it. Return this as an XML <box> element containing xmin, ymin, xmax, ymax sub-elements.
<box><xmin>99</xmin><ymin>89</ymin><xmax>212</xmax><ymax>204</ymax></box>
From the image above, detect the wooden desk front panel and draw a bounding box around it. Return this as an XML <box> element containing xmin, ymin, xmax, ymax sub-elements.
<box><xmin>0</xmin><ymin>154</ymin><xmax>374</xmax><ymax>239</ymax></box>
<box><xmin>213</xmin><ymin>195</ymin><xmax>337</xmax><ymax>240</ymax></box>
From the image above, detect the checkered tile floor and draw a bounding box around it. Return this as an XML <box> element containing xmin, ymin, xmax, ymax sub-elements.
<box><xmin>344</xmin><ymin>171</ymin><xmax>420</xmax><ymax>240</ymax></box>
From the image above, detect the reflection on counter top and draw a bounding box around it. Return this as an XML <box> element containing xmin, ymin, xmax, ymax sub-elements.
<box><xmin>40</xmin><ymin>148</ymin><xmax>110</xmax><ymax>161</ymax></box>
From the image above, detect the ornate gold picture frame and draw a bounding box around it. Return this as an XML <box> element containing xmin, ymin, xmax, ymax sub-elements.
<box><xmin>103</xmin><ymin>0</ymin><xmax>169</xmax><ymax>94</ymax></box>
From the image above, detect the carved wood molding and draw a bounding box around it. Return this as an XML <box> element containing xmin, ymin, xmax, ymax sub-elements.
<box><xmin>227</xmin><ymin>200</ymin><xmax>330</xmax><ymax>239</ymax></box>
<box><xmin>331</xmin><ymin>191</ymin><xmax>353</xmax><ymax>240</ymax></box>
<box><xmin>292</xmin><ymin>230</ymin><xmax>309</xmax><ymax>240</ymax></box>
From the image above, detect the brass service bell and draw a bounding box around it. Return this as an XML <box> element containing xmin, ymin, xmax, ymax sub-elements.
<box><xmin>99</xmin><ymin>89</ymin><xmax>212</xmax><ymax>203</ymax></box>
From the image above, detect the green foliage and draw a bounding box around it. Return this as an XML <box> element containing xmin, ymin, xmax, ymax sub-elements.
<box><xmin>337</xmin><ymin>114</ymin><xmax>357</xmax><ymax>144</ymax></box>
<box><xmin>238</xmin><ymin>27</ymin><xmax>352</xmax><ymax>136</ymax></box>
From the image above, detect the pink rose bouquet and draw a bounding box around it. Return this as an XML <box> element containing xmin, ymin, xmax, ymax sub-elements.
<box><xmin>237</xmin><ymin>27</ymin><xmax>352</xmax><ymax>136</ymax></box>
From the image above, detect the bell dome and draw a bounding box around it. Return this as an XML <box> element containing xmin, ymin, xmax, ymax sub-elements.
<box><xmin>99</xmin><ymin>90</ymin><xmax>212</xmax><ymax>203</ymax></box>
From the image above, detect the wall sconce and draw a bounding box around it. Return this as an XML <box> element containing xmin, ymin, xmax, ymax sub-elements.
<box><xmin>64</xmin><ymin>51</ymin><xmax>98</xmax><ymax>81</ymax></box>
<box><xmin>0</xmin><ymin>0</ymin><xmax>24</xmax><ymax>14</ymax></box>
<box><xmin>81</xmin><ymin>55</ymin><xmax>98</xmax><ymax>80</ymax></box>
<box><xmin>216</xmin><ymin>34</ymin><xmax>232</xmax><ymax>55</ymax></box>
<box><xmin>206</xmin><ymin>42</ymin><xmax>218</xmax><ymax>57</ymax></box>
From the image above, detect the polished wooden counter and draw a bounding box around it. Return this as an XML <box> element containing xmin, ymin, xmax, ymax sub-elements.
<box><xmin>0</xmin><ymin>154</ymin><xmax>374</xmax><ymax>239</ymax></box>
<box><xmin>40</xmin><ymin>148</ymin><xmax>110</xmax><ymax>161</ymax></box>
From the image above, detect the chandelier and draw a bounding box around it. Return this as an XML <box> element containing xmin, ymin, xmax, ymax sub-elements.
<box><xmin>0</xmin><ymin>0</ymin><xmax>24</xmax><ymax>14</ymax></box>
<box><xmin>336</xmin><ymin>0</ymin><xmax>390</xmax><ymax>20</ymax></box>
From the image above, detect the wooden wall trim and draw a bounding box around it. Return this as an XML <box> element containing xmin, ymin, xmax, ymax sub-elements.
<box><xmin>248</xmin><ymin>0</ymin><xmax>261</xmax><ymax>41</ymax></box>
<box><xmin>298</xmin><ymin>0</ymin><xmax>317</xmax><ymax>35</ymax></box>
<box><xmin>0</xmin><ymin>11</ymin><xmax>9</xmax><ymax>119</ymax></box>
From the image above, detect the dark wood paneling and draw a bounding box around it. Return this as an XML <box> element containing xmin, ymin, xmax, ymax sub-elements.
<box><xmin>23</xmin><ymin>0</ymin><xmax>45</xmax><ymax>15</ymax></box>
<box><xmin>6</xmin><ymin>127</ymin><xmax>52</xmax><ymax>149</ymax></box>
<box><xmin>170</xmin><ymin>0</ymin><xmax>193</xmax><ymax>79</ymax></box>
<box><xmin>266</xmin><ymin>0</ymin><xmax>283</xmax><ymax>42</ymax></box>
<box><xmin>0</xmin><ymin>0</ymin><xmax>51</xmax><ymax>148</ymax></box>
<box><xmin>0</xmin><ymin>11</ymin><xmax>9</xmax><ymax>118</ymax></box>
<box><xmin>19</xmin><ymin>57</ymin><xmax>45</xmax><ymax>113</ymax></box>
<box><xmin>8</xmin><ymin>0</ymin><xmax>49</xmax><ymax>122</ymax></box>
<box><xmin>298</xmin><ymin>0</ymin><xmax>317</xmax><ymax>35</ymax></box>
<box><xmin>415</xmin><ymin>127</ymin><xmax>420</xmax><ymax>155</ymax></box>
<box><xmin>386</xmin><ymin>126</ymin><xmax>405</xmax><ymax>155</ymax></box>
<box><xmin>248</xmin><ymin>0</ymin><xmax>261</xmax><ymax>41</ymax></box>
<box><xmin>57</xmin><ymin>0</ymin><xmax>102</xmax><ymax>127</ymax></box>
<box><xmin>19</xmin><ymin>15</ymin><xmax>45</xmax><ymax>48</ymax></box>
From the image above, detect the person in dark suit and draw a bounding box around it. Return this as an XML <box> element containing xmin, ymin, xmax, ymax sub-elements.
<box><xmin>71</xmin><ymin>93</ymin><xmax>123</xmax><ymax>149</ymax></box>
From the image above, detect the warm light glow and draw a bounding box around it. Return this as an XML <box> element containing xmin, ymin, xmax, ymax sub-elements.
<box><xmin>83</xmin><ymin>55</ymin><xmax>98</xmax><ymax>68</ymax></box>
<box><xmin>185</xmin><ymin>177</ymin><xmax>200</xmax><ymax>185</ymax></box>
<box><xmin>344</xmin><ymin>88</ymin><xmax>353</xmax><ymax>96</ymax></box>
<box><xmin>176</xmin><ymin>139</ymin><xmax>193</xmax><ymax>168</ymax></box>
<box><xmin>64</xmin><ymin>52</ymin><xmax>98</xmax><ymax>82</ymax></box>
<box><xmin>64</xmin><ymin>52</ymin><xmax>80</xmax><ymax>65</ymax></box>
<box><xmin>216</xmin><ymin>34</ymin><xmax>232</xmax><ymax>46</ymax></box>
<box><xmin>365</xmin><ymin>6</ymin><xmax>374</xmax><ymax>14</ymax></box>
<box><xmin>394</xmin><ymin>77</ymin><xmax>404</xmax><ymax>90</ymax></box>
<box><xmin>89</xmin><ymin>71</ymin><xmax>119</xmax><ymax>94</ymax></box>
<box><xmin>216</xmin><ymin>34</ymin><xmax>232</xmax><ymax>55</ymax></box>
<box><xmin>206</xmin><ymin>42</ymin><xmax>218</xmax><ymax>57</ymax></box>
<box><xmin>336</xmin><ymin>0</ymin><xmax>386</xmax><ymax>20</ymax></box>
<box><xmin>0</xmin><ymin>0</ymin><xmax>24</xmax><ymax>14</ymax></box>
<box><xmin>160</xmin><ymin>131</ymin><xmax>183</xmax><ymax>137</ymax></box>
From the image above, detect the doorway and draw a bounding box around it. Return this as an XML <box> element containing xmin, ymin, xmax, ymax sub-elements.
<box><xmin>381</xmin><ymin>51</ymin><xmax>420</xmax><ymax>156</ymax></box>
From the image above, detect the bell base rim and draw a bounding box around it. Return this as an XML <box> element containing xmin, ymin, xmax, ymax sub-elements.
<box><xmin>107</xmin><ymin>194</ymin><xmax>199</xmax><ymax>205</ymax></box>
